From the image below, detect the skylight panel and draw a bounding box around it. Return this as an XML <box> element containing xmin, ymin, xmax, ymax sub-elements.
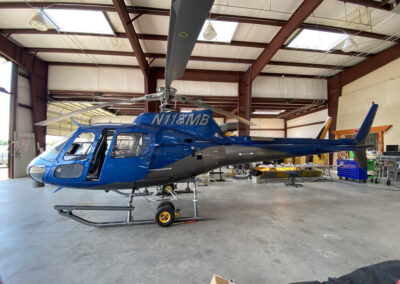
<box><xmin>288</xmin><ymin>29</ymin><xmax>348</xmax><ymax>51</ymax></box>
<box><xmin>198</xmin><ymin>20</ymin><xmax>238</xmax><ymax>43</ymax></box>
<box><xmin>43</xmin><ymin>9</ymin><xmax>114</xmax><ymax>35</ymax></box>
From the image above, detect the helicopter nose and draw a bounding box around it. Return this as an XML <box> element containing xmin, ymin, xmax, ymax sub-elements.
<box><xmin>27</xmin><ymin>165</ymin><xmax>46</xmax><ymax>183</ymax></box>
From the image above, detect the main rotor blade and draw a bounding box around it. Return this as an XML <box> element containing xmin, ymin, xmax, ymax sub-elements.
<box><xmin>177</xmin><ymin>96</ymin><xmax>255</xmax><ymax>126</ymax></box>
<box><xmin>165</xmin><ymin>0</ymin><xmax>214</xmax><ymax>89</ymax></box>
<box><xmin>36</xmin><ymin>95</ymin><xmax>149</xmax><ymax>126</ymax></box>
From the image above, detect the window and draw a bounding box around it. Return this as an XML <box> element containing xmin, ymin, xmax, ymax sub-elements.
<box><xmin>40</xmin><ymin>131</ymin><xmax>76</xmax><ymax>161</ymax></box>
<box><xmin>287</xmin><ymin>29</ymin><xmax>348</xmax><ymax>51</ymax></box>
<box><xmin>64</xmin><ymin>132</ymin><xmax>96</xmax><ymax>161</ymax></box>
<box><xmin>112</xmin><ymin>133</ymin><xmax>143</xmax><ymax>158</ymax></box>
<box><xmin>43</xmin><ymin>9</ymin><xmax>114</xmax><ymax>35</ymax></box>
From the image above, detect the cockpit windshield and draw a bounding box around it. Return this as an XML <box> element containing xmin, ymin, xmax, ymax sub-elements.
<box><xmin>39</xmin><ymin>131</ymin><xmax>76</xmax><ymax>161</ymax></box>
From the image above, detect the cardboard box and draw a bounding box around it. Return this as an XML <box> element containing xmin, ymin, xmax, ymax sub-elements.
<box><xmin>210</xmin><ymin>274</ymin><xmax>234</xmax><ymax>284</ymax></box>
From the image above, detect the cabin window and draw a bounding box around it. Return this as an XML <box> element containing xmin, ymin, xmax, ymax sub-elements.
<box><xmin>111</xmin><ymin>133</ymin><xmax>143</xmax><ymax>158</ymax></box>
<box><xmin>64</xmin><ymin>132</ymin><xmax>96</xmax><ymax>161</ymax></box>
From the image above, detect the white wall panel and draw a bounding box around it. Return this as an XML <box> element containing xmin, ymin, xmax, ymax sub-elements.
<box><xmin>253</xmin><ymin>76</ymin><xmax>327</xmax><ymax>99</ymax></box>
<box><xmin>286</xmin><ymin>109</ymin><xmax>328</xmax><ymax>128</ymax></box>
<box><xmin>250</xmin><ymin>130</ymin><xmax>285</xmax><ymax>138</ymax></box>
<box><xmin>48</xmin><ymin>66</ymin><xmax>145</xmax><ymax>93</ymax></box>
<box><xmin>90</xmin><ymin>115</ymin><xmax>137</xmax><ymax>124</ymax></box>
<box><xmin>338</xmin><ymin>58</ymin><xmax>400</xmax><ymax>146</ymax></box>
<box><xmin>287</xmin><ymin>109</ymin><xmax>328</xmax><ymax>138</ymax></box>
<box><xmin>157</xmin><ymin>80</ymin><xmax>237</xmax><ymax>97</ymax></box>
<box><xmin>17</xmin><ymin>76</ymin><xmax>31</xmax><ymax>106</ymax></box>
<box><xmin>250</xmin><ymin>118</ymin><xmax>284</xmax><ymax>129</ymax></box>
<box><xmin>14</xmin><ymin>74</ymin><xmax>35</xmax><ymax>178</ymax></box>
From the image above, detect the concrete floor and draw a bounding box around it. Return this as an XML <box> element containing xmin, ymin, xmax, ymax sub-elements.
<box><xmin>1</xmin><ymin>177</ymin><xmax>400</xmax><ymax>284</ymax></box>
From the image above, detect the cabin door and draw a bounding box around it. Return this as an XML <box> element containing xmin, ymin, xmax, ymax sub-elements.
<box><xmin>99</xmin><ymin>130</ymin><xmax>153</xmax><ymax>184</ymax></box>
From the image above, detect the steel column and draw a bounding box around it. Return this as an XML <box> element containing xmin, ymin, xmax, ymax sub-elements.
<box><xmin>8</xmin><ymin>64</ymin><xmax>18</xmax><ymax>179</ymax></box>
<box><xmin>238</xmin><ymin>71</ymin><xmax>252</xmax><ymax>136</ymax></box>
<box><xmin>144</xmin><ymin>68</ymin><xmax>158</xmax><ymax>112</ymax></box>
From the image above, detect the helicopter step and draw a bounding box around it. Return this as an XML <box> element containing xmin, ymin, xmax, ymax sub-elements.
<box><xmin>54</xmin><ymin>178</ymin><xmax>203</xmax><ymax>228</ymax></box>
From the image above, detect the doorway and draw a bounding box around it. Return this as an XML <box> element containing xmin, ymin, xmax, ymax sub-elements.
<box><xmin>0</xmin><ymin>59</ymin><xmax>12</xmax><ymax>180</ymax></box>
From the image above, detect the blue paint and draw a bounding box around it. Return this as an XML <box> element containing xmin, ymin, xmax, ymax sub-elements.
<box><xmin>27</xmin><ymin>105</ymin><xmax>378</xmax><ymax>189</ymax></box>
<box><xmin>53</xmin><ymin>186</ymin><xmax>63</xmax><ymax>193</ymax></box>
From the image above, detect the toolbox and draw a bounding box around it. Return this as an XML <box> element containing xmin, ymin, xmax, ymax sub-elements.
<box><xmin>337</xmin><ymin>159</ymin><xmax>368</xmax><ymax>182</ymax></box>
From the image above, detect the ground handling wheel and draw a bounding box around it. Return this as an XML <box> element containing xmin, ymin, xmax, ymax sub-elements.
<box><xmin>155</xmin><ymin>205</ymin><xmax>175</xmax><ymax>227</ymax></box>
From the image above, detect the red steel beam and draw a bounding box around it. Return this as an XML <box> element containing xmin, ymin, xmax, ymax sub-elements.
<box><xmin>249</xmin><ymin>0</ymin><xmax>324</xmax><ymax>81</ymax></box>
<box><xmin>238</xmin><ymin>72</ymin><xmax>252</xmax><ymax>136</ymax></box>
<box><xmin>29</xmin><ymin>48</ymin><xmax>342</xmax><ymax>70</ymax></box>
<box><xmin>337</xmin><ymin>44</ymin><xmax>400</xmax><ymax>86</ymax></box>
<box><xmin>112</xmin><ymin>0</ymin><xmax>148</xmax><ymax>76</ymax></box>
<box><xmin>0</xmin><ymin>35</ymin><xmax>47</xmax><ymax>75</ymax></box>
<box><xmin>49</xmin><ymin>62</ymin><xmax>321</xmax><ymax>79</ymax></box>
<box><xmin>0</xmin><ymin>28</ymin><xmax>371</xmax><ymax>58</ymax></box>
<box><xmin>0</xmin><ymin>2</ymin><xmax>397</xmax><ymax>43</ymax></box>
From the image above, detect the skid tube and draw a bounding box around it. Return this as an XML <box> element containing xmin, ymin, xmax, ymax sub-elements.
<box><xmin>53</xmin><ymin>178</ymin><xmax>204</xmax><ymax>228</ymax></box>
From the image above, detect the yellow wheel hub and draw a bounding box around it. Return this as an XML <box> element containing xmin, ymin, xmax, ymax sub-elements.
<box><xmin>158</xmin><ymin>211</ymin><xmax>171</xmax><ymax>223</ymax></box>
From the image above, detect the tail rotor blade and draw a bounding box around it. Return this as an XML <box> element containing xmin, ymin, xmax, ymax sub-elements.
<box><xmin>177</xmin><ymin>95</ymin><xmax>255</xmax><ymax>126</ymax></box>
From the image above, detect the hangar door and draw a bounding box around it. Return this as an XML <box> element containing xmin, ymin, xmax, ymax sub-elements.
<box><xmin>10</xmin><ymin>68</ymin><xmax>36</xmax><ymax>178</ymax></box>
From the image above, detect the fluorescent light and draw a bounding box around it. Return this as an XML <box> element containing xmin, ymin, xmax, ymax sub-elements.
<box><xmin>252</xmin><ymin>110</ymin><xmax>285</xmax><ymax>115</ymax></box>
<box><xmin>43</xmin><ymin>9</ymin><xmax>114</xmax><ymax>35</ymax></box>
<box><xmin>288</xmin><ymin>29</ymin><xmax>348</xmax><ymax>51</ymax></box>
<box><xmin>198</xmin><ymin>20</ymin><xmax>238</xmax><ymax>43</ymax></box>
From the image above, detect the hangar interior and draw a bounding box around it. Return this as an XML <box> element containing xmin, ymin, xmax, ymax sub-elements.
<box><xmin>0</xmin><ymin>0</ymin><xmax>400</xmax><ymax>283</ymax></box>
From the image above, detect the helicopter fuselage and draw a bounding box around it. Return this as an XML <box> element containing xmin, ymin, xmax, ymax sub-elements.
<box><xmin>27</xmin><ymin>109</ymin><xmax>368</xmax><ymax>190</ymax></box>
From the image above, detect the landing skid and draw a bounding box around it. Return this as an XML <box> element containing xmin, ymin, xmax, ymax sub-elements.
<box><xmin>54</xmin><ymin>205</ymin><xmax>203</xmax><ymax>227</ymax></box>
<box><xmin>54</xmin><ymin>178</ymin><xmax>203</xmax><ymax>228</ymax></box>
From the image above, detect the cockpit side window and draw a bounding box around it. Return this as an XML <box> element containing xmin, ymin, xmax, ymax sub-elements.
<box><xmin>64</xmin><ymin>132</ymin><xmax>96</xmax><ymax>161</ymax></box>
<box><xmin>111</xmin><ymin>133</ymin><xmax>143</xmax><ymax>158</ymax></box>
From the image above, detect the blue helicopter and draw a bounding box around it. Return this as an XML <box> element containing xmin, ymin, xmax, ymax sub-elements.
<box><xmin>27</xmin><ymin>0</ymin><xmax>378</xmax><ymax>227</ymax></box>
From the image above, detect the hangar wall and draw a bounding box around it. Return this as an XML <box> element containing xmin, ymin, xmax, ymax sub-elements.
<box><xmin>48</xmin><ymin>66</ymin><xmax>328</xmax><ymax>140</ymax></box>
<box><xmin>337</xmin><ymin>58</ymin><xmax>400</xmax><ymax>146</ymax></box>
<box><xmin>287</xmin><ymin>109</ymin><xmax>328</xmax><ymax>138</ymax></box>
<box><xmin>253</xmin><ymin>76</ymin><xmax>327</xmax><ymax>99</ymax></box>
<box><xmin>48</xmin><ymin>66</ymin><xmax>145</xmax><ymax>93</ymax></box>
<box><xmin>13</xmin><ymin>71</ymin><xmax>36</xmax><ymax>178</ymax></box>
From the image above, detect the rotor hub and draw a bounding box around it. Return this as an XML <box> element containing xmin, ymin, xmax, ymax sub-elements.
<box><xmin>157</xmin><ymin>87</ymin><xmax>177</xmax><ymax>112</ymax></box>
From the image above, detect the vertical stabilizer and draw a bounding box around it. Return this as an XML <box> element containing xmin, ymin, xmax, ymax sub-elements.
<box><xmin>354</xmin><ymin>103</ymin><xmax>378</xmax><ymax>144</ymax></box>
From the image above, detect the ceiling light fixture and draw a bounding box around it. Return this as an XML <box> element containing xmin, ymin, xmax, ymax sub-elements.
<box><xmin>198</xmin><ymin>20</ymin><xmax>238</xmax><ymax>43</ymax></box>
<box><xmin>252</xmin><ymin>110</ymin><xmax>286</xmax><ymax>115</ymax></box>
<box><xmin>203</xmin><ymin>20</ymin><xmax>217</xmax><ymax>40</ymax></box>
<box><xmin>30</xmin><ymin>10</ymin><xmax>49</xmax><ymax>32</ymax></box>
<box><xmin>342</xmin><ymin>35</ymin><xmax>358</xmax><ymax>53</ymax></box>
